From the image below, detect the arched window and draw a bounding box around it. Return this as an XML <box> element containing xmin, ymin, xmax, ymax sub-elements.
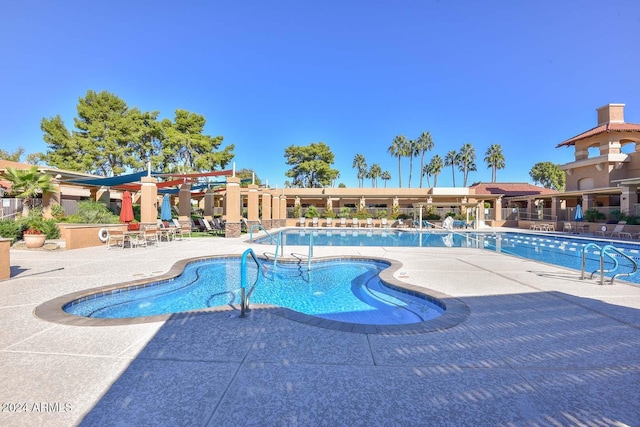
<box><xmin>578</xmin><ymin>177</ymin><xmax>595</xmax><ymax>190</ymax></box>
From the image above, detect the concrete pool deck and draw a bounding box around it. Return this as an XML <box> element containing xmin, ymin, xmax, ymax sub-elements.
<box><xmin>1</xmin><ymin>232</ymin><xmax>639</xmax><ymax>426</ymax></box>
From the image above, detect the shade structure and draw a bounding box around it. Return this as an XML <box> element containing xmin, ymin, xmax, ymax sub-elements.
<box><xmin>119</xmin><ymin>191</ymin><xmax>134</xmax><ymax>223</ymax></box>
<box><xmin>574</xmin><ymin>204</ymin><xmax>583</xmax><ymax>221</ymax></box>
<box><xmin>160</xmin><ymin>194</ymin><xmax>172</xmax><ymax>221</ymax></box>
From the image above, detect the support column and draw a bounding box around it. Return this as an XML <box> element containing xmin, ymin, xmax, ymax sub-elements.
<box><xmin>271</xmin><ymin>193</ymin><xmax>281</xmax><ymax>228</ymax></box>
<box><xmin>203</xmin><ymin>188</ymin><xmax>215</xmax><ymax>220</ymax></box>
<box><xmin>262</xmin><ymin>192</ymin><xmax>272</xmax><ymax>229</ymax></box>
<box><xmin>551</xmin><ymin>196</ymin><xmax>560</xmax><ymax>223</ymax></box>
<box><xmin>140</xmin><ymin>176</ymin><xmax>158</xmax><ymax>224</ymax></box>
<box><xmin>494</xmin><ymin>197</ymin><xmax>502</xmax><ymax>221</ymax></box>
<box><xmin>224</xmin><ymin>177</ymin><xmax>241</xmax><ymax>238</ymax></box>
<box><xmin>621</xmin><ymin>185</ymin><xmax>638</xmax><ymax>215</ymax></box>
<box><xmin>42</xmin><ymin>176</ymin><xmax>61</xmax><ymax>219</ymax></box>
<box><xmin>178</xmin><ymin>183</ymin><xmax>191</xmax><ymax>222</ymax></box>
<box><xmin>247</xmin><ymin>184</ymin><xmax>259</xmax><ymax>229</ymax></box>
<box><xmin>280</xmin><ymin>193</ymin><xmax>287</xmax><ymax>226</ymax></box>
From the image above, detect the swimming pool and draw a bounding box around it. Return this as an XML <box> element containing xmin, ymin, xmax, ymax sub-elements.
<box><xmin>255</xmin><ymin>229</ymin><xmax>640</xmax><ymax>285</ymax></box>
<box><xmin>63</xmin><ymin>257</ymin><xmax>444</xmax><ymax>325</ymax></box>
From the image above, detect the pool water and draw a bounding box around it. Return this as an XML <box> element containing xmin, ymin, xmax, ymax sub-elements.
<box><xmin>64</xmin><ymin>258</ymin><xmax>444</xmax><ymax>324</ymax></box>
<box><xmin>256</xmin><ymin>230</ymin><xmax>640</xmax><ymax>284</ymax></box>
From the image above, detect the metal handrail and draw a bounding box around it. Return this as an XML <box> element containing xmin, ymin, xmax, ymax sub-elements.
<box><xmin>240</xmin><ymin>248</ymin><xmax>261</xmax><ymax>318</ymax></box>
<box><xmin>307</xmin><ymin>230</ymin><xmax>313</xmax><ymax>271</ymax></box>
<box><xmin>250</xmin><ymin>224</ymin><xmax>284</xmax><ymax>257</ymax></box>
<box><xmin>581</xmin><ymin>243</ymin><xmax>638</xmax><ymax>285</ymax></box>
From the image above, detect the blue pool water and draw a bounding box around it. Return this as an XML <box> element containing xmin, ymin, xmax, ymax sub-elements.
<box><xmin>256</xmin><ymin>229</ymin><xmax>640</xmax><ymax>285</ymax></box>
<box><xmin>64</xmin><ymin>258</ymin><xmax>444</xmax><ymax>324</ymax></box>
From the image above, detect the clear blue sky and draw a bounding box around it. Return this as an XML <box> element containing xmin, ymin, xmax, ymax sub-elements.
<box><xmin>1</xmin><ymin>0</ymin><xmax>638</xmax><ymax>188</ymax></box>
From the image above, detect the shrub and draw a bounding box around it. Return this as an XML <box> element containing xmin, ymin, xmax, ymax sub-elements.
<box><xmin>339</xmin><ymin>207</ymin><xmax>351</xmax><ymax>218</ymax></box>
<box><xmin>0</xmin><ymin>219</ymin><xmax>22</xmax><ymax>243</ymax></box>
<box><xmin>305</xmin><ymin>205</ymin><xmax>319</xmax><ymax>218</ymax></box>
<box><xmin>60</xmin><ymin>200</ymin><xmax>120</xmax><ymax>224</ymax></box>
<box><xmin>323</xmin><ymin>209</ymin><xmax>336</xmax><ymax>218</ymax></box>
<box><xmin>584</xmin><ymin>208</ymin><xmax>606</xmax><ymax>222</ymax></box>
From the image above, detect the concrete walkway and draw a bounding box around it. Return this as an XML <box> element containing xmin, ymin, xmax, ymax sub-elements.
<box><xmin>1</xmin><ymin>233</ymin><xmax>639</xmax><ymax>426</ymax></box>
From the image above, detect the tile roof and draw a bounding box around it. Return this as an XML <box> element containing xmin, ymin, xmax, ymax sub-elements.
<box><xmin>470</xmin><ymin>182</ymin><xmax>557</xmax><ymax>197</ymax></box>
<box><xmin>556</xmin><ymin>122</ymin><xmax>640</xmax><ymax>147</ymax></box>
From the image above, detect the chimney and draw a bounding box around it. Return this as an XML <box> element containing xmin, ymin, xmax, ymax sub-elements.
<box><xmin>596</xmin><ymin>103</ymin><xmax>625</xmax><ymax>126</ymax></box>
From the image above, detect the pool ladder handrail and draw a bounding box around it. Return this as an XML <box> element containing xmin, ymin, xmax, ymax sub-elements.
<box><xmin>240</xmin><ymin>248</ymin><xmax>262</xmax><ymax>317</ymax></box>
<box><xmin>581</xmin><ymin>243</ymin><xmax>638</xmax><ymax>285</ymax></box>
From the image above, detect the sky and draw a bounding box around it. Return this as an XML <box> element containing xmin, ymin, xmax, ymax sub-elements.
<box><xmin>1</xmin><ymin>0</ymin><xmax>639</xmax><ymax>189</ymax></box>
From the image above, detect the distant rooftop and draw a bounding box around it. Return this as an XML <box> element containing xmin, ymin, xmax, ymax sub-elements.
<box><xmin>470</xmin><ymin>182</ymin><xmax>557</xmax><ymax>197</ymax></box>
<box><xmin>557</xmin><ymin>103</ymin><xmax>640</xmax><ymax>147</ymax></box>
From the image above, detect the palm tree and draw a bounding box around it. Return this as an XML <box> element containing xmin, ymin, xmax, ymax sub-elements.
<box><xmin>406</xmin><ymin>139</ymin><xmax>420</xmax><ymax>188</ymax></box>
<box><xmin>352</xmin><ymin>154</ymin><xmax>367</xmax><ymax>188</ymax></box>
<box><xmin>444</xmin><ymin>150</ymin><xmax>457</xmax><ymax>187</ymax></box>
<box><xmin>427</xmin><ymin>154</ymin><xmax>443</xmax><ymax>187</ymax></box>
<box><xmin>421</xmin><ymin>164</ymin><xmax>431</xmax><ymax>188</ymax></box>
<box><xmin>381</xmin><ymin>171</ymin><xmax>391</xmax><ymax>188</ymax></box>
<box><xmin>457</xmin><ymin>143</ymin><xmax>477</xmax><ymax>187</ymax></box>
<box><xmin>368</xmin><ymin>163</ymin><xmax>382</xmax><ymax>188</ymax></box>
<box><xmin>484</xmin><ymin>144</ymin><xmax>506</xmax><ymax>183</ymax></box>
<box><xmin>416</xmin><ymin>131</ymin><xmax>434</xmax><ymax>188</ymax></box>
<box><xmin>387</xmin><ymin>135</ymin><xmax>407</xmax><ymax>188</ymax></box>
<box><xmin>3</xmin><ymin>166</ymin><xmax>55</xmax><ymax>216</ymax></box>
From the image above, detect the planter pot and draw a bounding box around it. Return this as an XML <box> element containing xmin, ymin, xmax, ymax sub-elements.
<box><xmin>24</xmin><ymin>234</ymin><xmax>47</xmax><ymax>248</ymax></box>
<box><xmin>127</xmin><ymin>223</ymin><xmax>140</xmax><ymax>231</ymax></box>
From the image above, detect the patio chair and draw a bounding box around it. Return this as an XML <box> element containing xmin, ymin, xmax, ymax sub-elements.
<box><xmin>595</xmin><ymin>221</ymin><xmax>627</xmax><ymax>237</ymax></box>
<box><xmin>136</xmin><ymin>225</ymin><xmax>159</xmax><ymax>248</ymax></box>
<box><xmin>312</xmin><ymin>217</ymin><xmax>319</xmax><ymax>227</ymax></box>
<box><xmin>381</xmin><ymin>218</ymin><xmax>389</xmax><ymax>228</ymax></box>
<box><xmin>298</xmin><ymin>217</ymin><xmax>306</xmax><ymax>227</ymax></box>
<box><xmin>325</xmin><ymin>217</ymin><xmax>333</xmax><ymax>227</ymax></box>
<box><xmin>339</xmin><ymin>217</ymin><xmax>347</xmax><ymax>227</ymax></box>
<box><xmin>212</xmin><ymin>218</ymin><xmax>225</xmax><ymax>235</ymax></box>
<box><xmin>563</xmin><ymin>222</ymin><xmax>572</xmax><ymax>232</ymax></box>
<box><xmin>106</xmin><ymin>228</ymin><xmax>127</xmax><ymax>250</ymax></box>
<box><xmin>351</xmin><ymin>218</ymin><xmax>359</xmax><ymax>228</ymax></box>
<box><xmin>366</xmin><ymin>218</ymin><xmax>374</xmax><ymax>228</ymax></box>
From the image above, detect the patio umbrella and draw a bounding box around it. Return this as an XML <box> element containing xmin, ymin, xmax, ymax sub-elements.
<box><xmin>160</xmin><ymin>194</ymin><xmax>172</xmax><ymax>221</ymax></box>
<box><xmin>119</xmin><ymin>191</ymin><xmax>134</xmax><ymax>223</ymax></box>
<box><xmin>574</xmin><ymin>204</ymin><xmax>583</xmax><ymax>221</ymax></box>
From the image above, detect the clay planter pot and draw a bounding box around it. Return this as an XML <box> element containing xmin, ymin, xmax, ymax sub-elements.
<box><xmin>24</xmin><ymin>234</ymin><xmax>46</xmax><ymax>248</ymax></box>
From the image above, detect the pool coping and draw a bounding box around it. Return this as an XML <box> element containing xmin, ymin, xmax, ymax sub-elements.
<box><xmin>34</xmin><ymin>254</ymin><xmax>470</xmax><ymax>334</ymax></box>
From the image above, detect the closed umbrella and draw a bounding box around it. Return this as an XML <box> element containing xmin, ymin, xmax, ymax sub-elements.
<box><xmin>119</xmin><ymin>191</ymin><xmax>134</xmax><ymax>223</ymax></box>
<box><xmin>574</xmin><ymin>204</ymin><xmax>583</xmax><ymax>221</ymax></box>
<box><xmin>160</xmin><ymin>194</ymin><xmax>172</xmax><ymax>222</ymax></box>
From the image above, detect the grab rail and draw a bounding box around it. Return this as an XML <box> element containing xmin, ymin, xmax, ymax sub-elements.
<box><xmin>250</xmin><ymin>224</ymin><xmax>284</xmax><ymax>257</ymax></box>
<box><xmin>240</xmin><ymin>248</ymin><xmax>261</xmax><ymax>317</ymax></box>
<box><xmin>581</xmin><ymin>243</ymin><xmax>638</xmax><ymax>285</ymax></box>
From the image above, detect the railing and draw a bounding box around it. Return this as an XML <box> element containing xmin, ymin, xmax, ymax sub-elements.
<box><xmin>239</xmin><ymin>248</ymin><xmax>262</xmax><ymax>318</ymax></box>
<box><xmin>581</xmin><ymin>243</ymin><xmax>638</xmax><ymax>285</ymax></box>
<box><xmin>249</xmin><ymin>224</ymin><xmax>284</xmax><ymax>258</ymax></box>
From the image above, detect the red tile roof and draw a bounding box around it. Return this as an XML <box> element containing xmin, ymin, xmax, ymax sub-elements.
<box><xmin>556</xmin><ymin>122</ymin><xmax>640</xmax><ymax>147</ymax></box>
<box><xmin>470</xmin><ymin>182</ymin><xmax>557</xmax><ymax>197</ymax></box>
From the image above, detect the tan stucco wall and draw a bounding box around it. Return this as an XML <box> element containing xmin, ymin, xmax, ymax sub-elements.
<box><xmin>58</xmin><ymin>224</ymin><xmax>124</xmax><ymax>250</ymax></box>
<box><xmin>0</xmin><ymin>238</ymin><xmax>10</xmax><ymax>280</ymax></box>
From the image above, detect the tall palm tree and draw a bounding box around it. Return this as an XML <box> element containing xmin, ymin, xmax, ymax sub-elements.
<box><xmin>387</xmin><ymin>135</ymin><xmax>407</xmax><ymax>188</ymax></box>
<box><xmin>444</xmin><ymin>150</ymin><xmax>457</xmax><ymax>187</ymax></box>
<box><xmin>3</xmin><ymin>166</ymin><xmax>55</xmax><ymax>216</ymax></box>
<box><xmin>427</xmin><ymin>154</ymin><xmax>444</xmax><ymax>187</ymax></box>
<box><xmin>368</xmin><ymin>163</ymin><xmax>382</xmax><ymax>188</ymax></box>
<box><xmin>416</xmin><ymin>131</ymin><xmax>434</xmax><ymax>188</ymax></box>
<box><xmin>457</xmin><ymin>143</ymin><xmax>477</xmax><ymax>187</ymax></box>
<box><xmin>381</xmin><ymin>171</ymin><xmax>391</xmax><ymax>188</ymax></box>
<box><xmin>484</xmin><ymin>144</ymin><xmax>506</xmax><ymax>183</ymax></box>
<box><xmin>407</xmin><ymin>139</ymin><xmax>420</xmax><ymax>188</ymax></box>
<box><xmin>421</xmin><ymin>164</ymin><xmax>431</xmax><ymax>188</ymax></box>
<box><xmin>352</xmin><ymin>154</ymin><xmax>367</xmax><ymax>188</ymax></box>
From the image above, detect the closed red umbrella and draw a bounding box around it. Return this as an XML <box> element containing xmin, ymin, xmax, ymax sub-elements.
<box><xmin>119</xmin><ymin>191</ymin><xmax>134</xmax><ymax>223</ymax></box>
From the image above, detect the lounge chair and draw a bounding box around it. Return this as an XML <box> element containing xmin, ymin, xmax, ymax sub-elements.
<box><xmin>595</xmin><ymin>221</ymin><xmax>627</xmax><ymax>237</ymax></box>
<box><xmin>351</xmin><ymin>218</ymin><xmax>359</xmax><ymax>228</ymax></box>
<box><xmin>312</xmin><ymin>217</ymin><xmax>319</xmax><ymax>227</ymax></box>
<box><xmin>381</xmin><ymin>218</ymin><xmax>388</xmax><ymax>228</ymax></box>
<box><xmin>339</xmin><ymin>217</ymin><xmax>347</xmax><ymax>227</ymax></box>
<box><xmin>298</xmin><ymin>217</ymin><xmax>306</xmax><ymax>227</ymax></box>
<box><xmin>366</xmin><ymin>218</ymin><xmax>374</xmax><ymax>228</ymax></box>
<box><xmin>325</xmin><ymin>217</ymin><xmax>333</xmax><ymax>227</ymax></box>
<box><xmin>212</xmin><ymin>218</ymin><xmax>225</xmax><ymax>235</ymax></box>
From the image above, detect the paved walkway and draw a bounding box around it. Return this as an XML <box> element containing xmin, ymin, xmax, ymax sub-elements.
<box><xmin>1</xmin><ymin>233</ymin><xmax>639</xmax><ymax>426</ymax></box>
